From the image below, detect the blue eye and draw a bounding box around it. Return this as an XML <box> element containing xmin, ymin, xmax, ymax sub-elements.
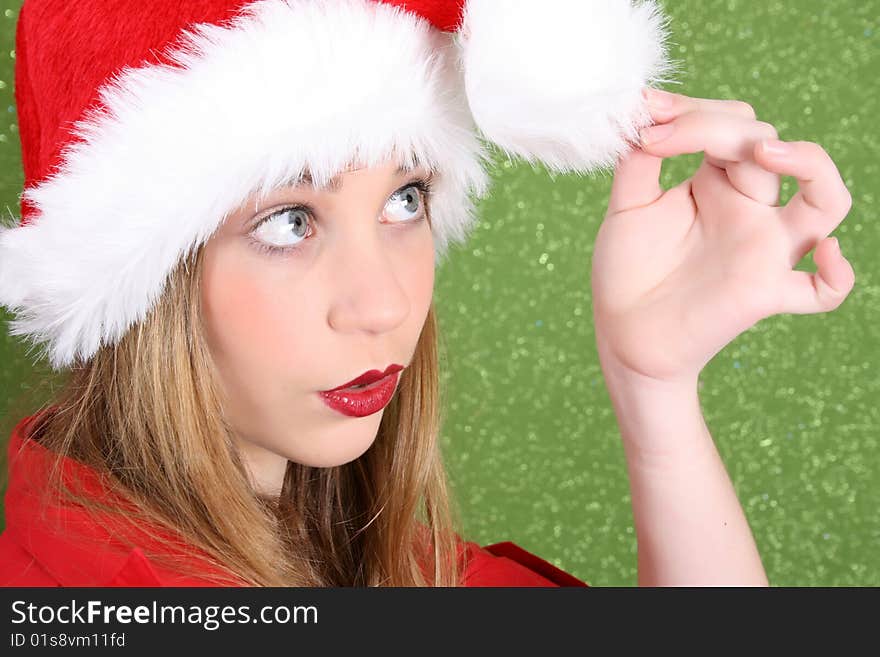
<box><xmin>385</xmin><ymin>183</ymin><xmax>425</xmax><ymax>223</ymax></box>
<box><xmin>251</xmin><ymin>206</ymin><xmax>311</xmax><ymax>249</ymax></box>
<box><xmin>247</xmin><ymin>175</ymin><xmax>434</xmax><ymax>257</ymax></box>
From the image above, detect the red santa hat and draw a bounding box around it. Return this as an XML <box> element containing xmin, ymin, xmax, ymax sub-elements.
<box><xmin>0</xmin><ymin>0</ymin><xmax>677</xmax><ymax>370</ymax></box>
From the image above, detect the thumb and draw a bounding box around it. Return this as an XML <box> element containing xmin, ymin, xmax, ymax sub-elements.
<box><xmin>606</xmin><ymin>142</ymin><xmax>664</xmax><ymax>216</ymax></box>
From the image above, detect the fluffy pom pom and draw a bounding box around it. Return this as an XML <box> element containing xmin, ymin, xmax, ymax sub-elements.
<box><xmin>458</xmin><ymin>0</ymin><xmax>681</xmax><ymax>174</ymax></box>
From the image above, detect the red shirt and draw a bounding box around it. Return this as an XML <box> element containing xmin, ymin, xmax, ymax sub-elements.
<box><xmin>0</xmin><ymin>413</ymin><xmax>588</xmax><ymax>587</ymax></box>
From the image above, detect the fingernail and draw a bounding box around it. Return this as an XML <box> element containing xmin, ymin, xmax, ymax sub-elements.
<box><xmin>761</xmin><ymin>138</ymin><xmax>790</xmax><ymax>156</ymax></box>
<box><xmin>640</xmin><ymin>122</ymin><xmax>675</xmax><ymax>145</ymax></box>
<box><xmin>642</xmin><ymin>87</ymin><xmax>676</xmax><ymax>110</ymax></box>
<box><xmin>831</xmin><ymin>237</ymin><xmax>840</xmax><ymax>252</ymax></box>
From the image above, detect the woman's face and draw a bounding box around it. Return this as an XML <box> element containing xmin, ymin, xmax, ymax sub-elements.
<box><xmin>200</xmin><ymin>158</ymin><xmax>436</xmax><ymax>495</ymax></box>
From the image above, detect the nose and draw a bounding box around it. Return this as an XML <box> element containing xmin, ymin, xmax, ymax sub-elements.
<box><xmin>325</xmin><ymin>223</ymin><xmax>410</xmax><ymax>335</ymax></box>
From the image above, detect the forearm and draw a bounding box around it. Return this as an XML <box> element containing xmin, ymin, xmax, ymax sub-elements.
<box><xmin>599</xmin><ymin>358</ymin><xmax>769</xmax><ymax>586</ymax></box>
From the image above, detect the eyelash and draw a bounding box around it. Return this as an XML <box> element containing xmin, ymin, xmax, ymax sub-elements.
<box><xmin>246</xmin><ymin>176</ymin><xmax>435</xmax><ymax>258</ymax></box>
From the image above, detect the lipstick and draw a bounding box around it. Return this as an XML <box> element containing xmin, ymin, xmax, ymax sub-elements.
<box><xmin>319</xmin><ymin>364</ymin><xmax>404</xmax><ymax>417</ymax></box>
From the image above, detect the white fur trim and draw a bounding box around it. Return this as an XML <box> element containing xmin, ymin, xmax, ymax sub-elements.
<box><xmin>458</xmin><ymin>0</ymin><xmax>680</xmax><ymax>173</ymax></box>
<box><xmin>0</xmin><ymin>0</ymin><xmax>491</xmax><ymax>369</ymax></box>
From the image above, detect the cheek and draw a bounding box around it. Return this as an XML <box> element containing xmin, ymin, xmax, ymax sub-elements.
<box><xmin>201</xmin><ymin>243</ymin><xmax>310</xmax><ymax>377</ymax></box>
<box><xmin>401</xmin><ymin>224</ymin><xmax>436</xmax><ymax>310</ymax></box>
<box><xmin>201</xmin><ymin>223</ymin><xmax>434</xmax><ymax>375</ymax></box>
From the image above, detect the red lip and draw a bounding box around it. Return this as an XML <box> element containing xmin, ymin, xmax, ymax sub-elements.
<box><xmin>323</xmin><ymin>364</ymin><xmax>404</xmax><ymax>392</ymax></box>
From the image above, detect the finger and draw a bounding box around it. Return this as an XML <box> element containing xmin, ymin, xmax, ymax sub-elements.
<box><xmin>606</xmin><ymin>142</ymin><xmax>663</xmax><ymax>215</ymax></box>
<box><xmin>643</xmin><ymin>87</ymin><xmax>759</xmax><ymax>123</ymax></box>
<box><xmin>776</xmin><ymin>236</ymin><xmax>855</xmax><ymax>315</ymax></box>
<box><xmin>639</xmin><ymin>110</ymin><xmax>781</xmax><ymax>206</ymax></box>
<box><xmin>607</xmin><ymin>87</ymin><xmax>756</xmax><ymax>217</ymax></box>
<box><xmin>690</xmin><ymin>159</ymin><xmax>734</xmax><ymax>209</ymax></box>
<box><xmin>642</xmin><ymin>88</ymin><xmax>762</xmax><ymax>169</ymax></box>
<box><xmin>642</xmin><ymin>89</ymin><xmax>780</xmax><ymax>205</ymax></box>
<box><xmin>754</xmin><ymin>139</ymin><xmax>853</xmax><ymax>265</ymax></box>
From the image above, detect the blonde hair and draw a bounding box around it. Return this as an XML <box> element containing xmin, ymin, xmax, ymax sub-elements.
<box><xmin>7</xmin><ymin>244</ymin><xmax>467</xmax><ymax>586</ymax></box>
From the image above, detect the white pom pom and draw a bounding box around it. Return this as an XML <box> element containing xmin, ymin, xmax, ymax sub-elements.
<box><xmin>458</xmin><ymin>0</ymin><xmax>680</xmax><ymax>174</ymax></box>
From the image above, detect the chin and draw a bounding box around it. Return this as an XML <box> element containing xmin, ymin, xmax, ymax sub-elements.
<box><xmin>288</xmin><ymin>422</ymin><xmax>382</xmax><ymax>469</ymax></box>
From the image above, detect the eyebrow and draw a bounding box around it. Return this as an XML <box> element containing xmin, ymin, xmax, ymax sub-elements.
<box><xmin>294</xmin><ymin>163</ymin><xmax>422</xmax><ymax>193</ymax></box>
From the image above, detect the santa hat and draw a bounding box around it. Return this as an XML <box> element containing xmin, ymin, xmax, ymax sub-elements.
<box><xmin>0</xmin><ymin>0</ymin><xmax>677</xmax><ymax>370</ymax></box>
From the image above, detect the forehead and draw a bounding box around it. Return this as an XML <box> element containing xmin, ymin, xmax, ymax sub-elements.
<box><xmin>230</xmin><ymin>156</ymin><xmax>436</xmax><ymax>222</ymax></box>
<box><xmin>295</xmin><ymin>162</ymin><xmax>421</xmax><ymax>194</ymax></box>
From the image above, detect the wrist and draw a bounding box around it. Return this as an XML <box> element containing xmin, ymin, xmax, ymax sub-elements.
<box><xmin>597</xmin><ymin>347</ymin><xmax>709</xmax><ymax>466</ymax></box>
<box><xmin>597</xmin><ymin>342</ymin><xmax>700</xmax><ymax>398</ymax></box>
<box><xmin>594</xmin><ymin>322</ymin><xmax>701</xmax><ymax>392</ymax></box>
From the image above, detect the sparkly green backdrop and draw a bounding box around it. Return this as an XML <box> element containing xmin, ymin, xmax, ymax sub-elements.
<box><xmin>0</xmin><ymin>1</ymin><xmax>877</xmax><ymax>586</ymax></box>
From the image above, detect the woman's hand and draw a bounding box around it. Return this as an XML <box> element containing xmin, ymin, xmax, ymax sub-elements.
<box><xmin>591</xmin><ymin>88</ymin><xmax>855</xmax><ymax>387</ymax></box>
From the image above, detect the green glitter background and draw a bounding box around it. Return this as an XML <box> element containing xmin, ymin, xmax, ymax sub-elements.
<box><xmin>0</xmin><ymin>1</ymin><xmax>877</xmax><ymax>586</ymax></box>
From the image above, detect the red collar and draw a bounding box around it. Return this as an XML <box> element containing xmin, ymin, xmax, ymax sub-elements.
<box><xmin>4</xmin><ymin>412</ymin><xmax>588</xmax><ymax>587</ymax></box>
<box><xmin>3</xmin><ymin>411</ymin><xmax>240</xmax><ymax>586</ymax></box>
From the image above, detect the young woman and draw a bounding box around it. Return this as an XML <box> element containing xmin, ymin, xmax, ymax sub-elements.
<box><xmin>0</xmin><ymin>0</ymin><xmax>854</xmax><ymax>587</ymax></box>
